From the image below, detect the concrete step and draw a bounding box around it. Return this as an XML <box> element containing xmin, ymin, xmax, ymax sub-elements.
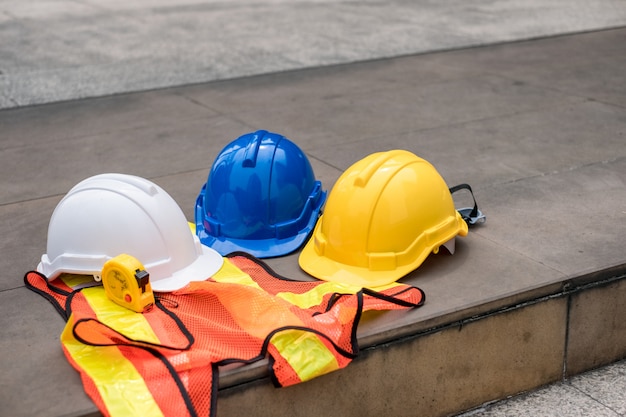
<box><xmin>215</xmin><ymin>264</ymin><xmax>626</xmax><ymax>417</ymax></box>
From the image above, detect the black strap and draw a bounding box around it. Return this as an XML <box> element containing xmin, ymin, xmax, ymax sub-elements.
<box><xmin>449</xmin><ymin>183</ymin><xmax>486</xmax><ymax>226</ymax></box>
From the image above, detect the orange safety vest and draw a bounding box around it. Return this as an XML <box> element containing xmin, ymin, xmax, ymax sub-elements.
<box><xmin>25</xmin><ymin>252</ymin><xmax>425</xmax><ymax>417</ymax></box>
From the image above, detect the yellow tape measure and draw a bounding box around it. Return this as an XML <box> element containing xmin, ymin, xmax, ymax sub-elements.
<box><xmin>102</xmin><ymin>254</ymin><xmax>155</xmax><ymax>313</ymax></box>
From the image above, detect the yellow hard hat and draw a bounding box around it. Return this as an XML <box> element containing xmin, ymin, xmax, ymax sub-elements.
<box><xmin>298</xmin><ymin>150</ymin><xmax>468</xmax><ymax>288</ymax></box>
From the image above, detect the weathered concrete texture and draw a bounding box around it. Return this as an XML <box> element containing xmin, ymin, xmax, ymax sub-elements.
<box><xmin>460</xmin><ymin>359</ymin><xmax>626</xmax><ymax>416</ymax></box>
<box><xmin>218</xmin><ymin>298</ymin><xmax>567</xmax><ymax>417</ymax></box>
<box><xmin>567</xmin><ymin>278</ymin><xmax>626</xmax><ymax>376</ymax></box>
<box><xmin>476</xmin><ymin>158</ymin><xmax>626</xmax><ymax>277</ymax></box>
<box><xmin>0</xmin><ymin>287</ymin><xmax>92</xmax><ymax>417</ymax></box>
<box><xmin>462</xmin><ymin>380</ymin><xmax>621</xmax><ymax>416</ymax></box>
<box><xmin>2</xmin><ymin>1</ymin><xmax>626</xmax><ymax>108</ymax></box>
<box><xmin>569</xmin><ymin>359</ymin><xmax>626</xmax><ymax>415</ymax></box>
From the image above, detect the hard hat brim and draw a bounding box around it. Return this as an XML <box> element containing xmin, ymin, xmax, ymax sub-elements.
<box><xmin>298</xmin><ymin>237</ymin><xmax>420</xmax><ymax>289</ymax></box>
<box><xmin>150</xmin><ymin>244</ymin><xmax>224</xmax><ymax>292</ymax></box>
<box><xmin>298</xmin><ymin>212</ymin><xmax>467</xmax><ymax>289</ymax></box>
<box><xmin>200</xmin><ymin>229</ymin><xmax>313</xmax><ymax>259</ymax></box>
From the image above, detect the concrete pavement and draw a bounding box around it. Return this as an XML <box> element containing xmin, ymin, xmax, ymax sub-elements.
<box><xmin>457</xmin><ymin>358</ymin><xmax>626</xmax><ymax>416</ymax></box>
<box><xmin>2</xmin><ymin>0</ymin><xmax>626</xmax><ymax>109</ymax></box>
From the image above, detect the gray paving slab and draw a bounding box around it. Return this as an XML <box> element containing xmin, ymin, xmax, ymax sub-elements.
<box><xmin>0</xmin><ymin>90</ymin><xmax>220</xmax><ymax>150</ymax></box>
<box><xmin>0</xmin><ymin>196</ymin><xmax>58</xmax><ymax>291</ymax></box>
<box><xmin>460</xmin><ymin>383</ymin><xmax>621</xmax><ymax>416</ymax></box>
<box><xmin>0</xmin><ymin>112</ymin><xmax>251</xmax><ymax>206</ymax></box>
<box><xmin>189</xmin><ymin>74</ymin><xmax>580</xmax><ymax>157</ymax></box>
<box><xmin>439</xmin><ymin>28</ymin><xmax>626</xmax><ymax>108</ymax></box>
<box><xmin>477</xmin><ymin>158</ymin><xmax>626</xmax><ymax>277</ymax></box>
<box><xmin>457</xmin><ymin>359</ymin><xmax>626</xmax><ymax>417</ymax></box>
<box><xmin>570</xmin><ymin>359</ymin><xmax>626</xmax><ymax>415</ymax></box>
<box><xmin>0</xmin><ymin>287</ymin><xmax>95</xmax><ymax>417</ymax></box>
<box><xmin>1</xmin><ymin>0</ymin><xmax>626</xmax><ymax>109</ymax></box>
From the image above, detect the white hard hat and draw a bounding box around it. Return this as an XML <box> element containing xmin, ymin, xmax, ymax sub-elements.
<box><xmin>37</xmin><ymin>173</ymin><xmax>224</xmax><ymax>292</ymax></box>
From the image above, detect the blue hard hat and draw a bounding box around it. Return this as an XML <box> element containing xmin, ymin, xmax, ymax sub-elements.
<box><xmin>195</xmin><ymin>130</ymin><xmax>327</xmax><ymax>258</ymax></box>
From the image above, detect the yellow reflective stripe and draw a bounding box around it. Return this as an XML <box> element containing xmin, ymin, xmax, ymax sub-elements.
<box><xmin>271</xmin><ymin>330</ymin><xmax>339</xmax><ymax>382</ymax></box>
<box><xmin>213</xmin><ymin>259</ymin><xmax>402</xmax><ymax>310</ymax></box>
<box><xmin>208</xmin><ymin>256</ymin><xmax>347</xmax><ymax>381</ymax></box>
<box><xmin>210</xmin><ymin>258</ymin><xmax>262</xmax><ymax>290</ymax></box>
<box><xmin>60</xmin><ymin>273</ymin><xmax>97</xmax><ymax>288</ymax></box>
<box><xmin>61</xmin><ymin>315</ymin><xmax>164</xmax><ymax>417</ymax></box>
<box><xmin>276</xmin><ymin>282</ymin><xmax>361</xmax><ymax>309</ymax></box>
<box><xmin>276</xmin><ymin>281</ymin><xmax>407</xmax><ymax>309</ymax></box>
<box><xmin>81</xmin><ymin>287</ymin><xmax>160</xmax><ymax>345</ymax></box>
<box><xmin>365</xmin><ymin>281</ymin><xmax>405</xmax><ymax>292</ymax></box>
